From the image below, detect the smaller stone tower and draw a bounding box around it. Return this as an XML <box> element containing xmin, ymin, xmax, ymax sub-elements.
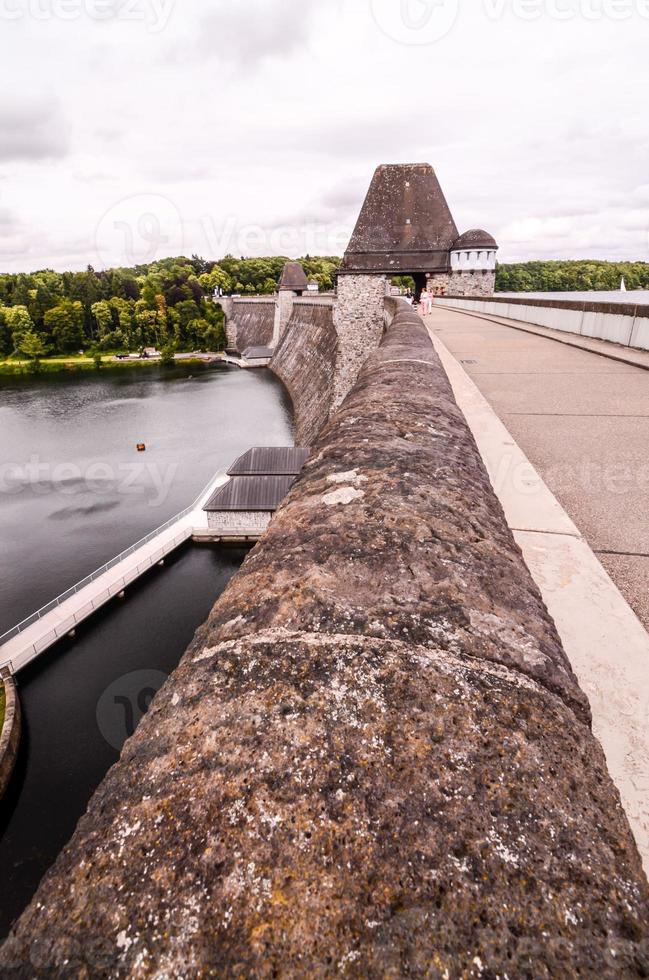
<box><xmin>273</xmin><ymin>261</ymin><xmax>309</xmax><ymax>347</ymax></box>
<box><xmin>449</xmin><ymin>229</ymin><xmax>498</xmax><ymax>297</ymax></box>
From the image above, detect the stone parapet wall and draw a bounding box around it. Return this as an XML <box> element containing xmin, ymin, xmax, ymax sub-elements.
<box><xmin>293</xmin><ymin>295</ymin><xmax>336</xmax><ymax>306</ymax></box>
<box><xmin>332</xmin><ymin>273</ymin><xmax>387</xmax><ymax>410</ymax></box>
<box><xmin>0</xmin><ymin>675</ymin><xmax>20</xmax><ymax>800</ymax></box>
<box><xmin>2</xmin><ymin>300</ymin><xmax>648</xmax><ymax>977</ymax></box>
<box><xmin>448</xmin><ymin>270</ymin><xmax>496</xmax><ymax>297</ymax></box>
<box><xmin>439</xmin><ymin>295</ymin><xmax>649</xmax><ymax>351</ymax></box>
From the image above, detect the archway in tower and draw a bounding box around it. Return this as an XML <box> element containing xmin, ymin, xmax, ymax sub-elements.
<box><xmin>390</xmin><ymin>273</ymin><xmax>447</xmax><ymax>302</ymax></box>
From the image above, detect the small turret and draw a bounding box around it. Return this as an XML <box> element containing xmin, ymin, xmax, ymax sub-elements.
<box><xmin>448</xmin><ymin>229</ymin><xmax>498</xmax><ymax>297</ymax></box>
<box><xmin>450</xmin><ymin>229</ymin><xmax>498</xmax><ymax>272</ymax></box>
<box><xmin>278</xmin><ymin>262</ymin><xmax>308</xmax><ymax>294</ymax></box>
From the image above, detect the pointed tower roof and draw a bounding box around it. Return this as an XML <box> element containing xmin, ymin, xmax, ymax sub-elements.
<box><xmin>278</xmin><ymin>261</ymin><xmax>308</xmax><ymax>292</ymax></box>
<box><xmin>340</xmin><ymin>164</ymin><xmax>459</xmax><ymax>275</ymax></box>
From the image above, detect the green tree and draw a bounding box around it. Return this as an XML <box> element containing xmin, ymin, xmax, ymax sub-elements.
<box><xmin>5</xmin><ymin>305</ymin><xmax>36</xmax><ymax>354</ymax></box>
<box><xmin>18</xmin><ymin>330</ymin><xmax>46</xmax><ymax>360</ymax></box>
<box><xmin>91</xmin><ymin>300</ymin><xmax>114</xmax><ymax>338</ymax></box>
<box><xmin>44</xmin><ymin>300</ymin><xmax>85</xmax><ymax>353</ymax></box>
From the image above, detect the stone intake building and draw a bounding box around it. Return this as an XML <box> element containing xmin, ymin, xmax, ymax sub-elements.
<box><xmin>340</xmin><ymin>162</ymin><xmax>498</xmax><ymax>298</ymax></box>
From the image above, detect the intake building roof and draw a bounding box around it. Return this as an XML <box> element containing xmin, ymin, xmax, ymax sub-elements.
<box><xmin>340</xmin><ymin>163</ymin><xmax>459</xmax><ymax>275</ymax></box>
<box><xmin>204</xmin><ymin>476</ymin><xmax>297</xmax><ymax>513</ymax></box>
<box><xmin>228</xmin><ymin>447</ymin><xmax>310</xmax><ymax>477</ymax></box>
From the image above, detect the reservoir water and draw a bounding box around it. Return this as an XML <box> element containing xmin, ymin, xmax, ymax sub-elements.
<box><xmin>0</xmin><ymin>362</ymin><xmax>293</xmax><ymax>938</ymax></box>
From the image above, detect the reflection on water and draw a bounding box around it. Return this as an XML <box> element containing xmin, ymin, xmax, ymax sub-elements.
<box><xmin>0</xmin><ymin>363</ymin><xmax>294</xmax><ymax>938</ymax></box>
<box><xmin>0</xmin><ymin>363</ymin><xmax>293</xmax><ymax>632</ymax></box>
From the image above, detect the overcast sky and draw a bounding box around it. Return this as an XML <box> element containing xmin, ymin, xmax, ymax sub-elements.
<box><xmin>1</xmin><ymin>0</ymin><xmax>648</xmax><ymax>272</ymax></box>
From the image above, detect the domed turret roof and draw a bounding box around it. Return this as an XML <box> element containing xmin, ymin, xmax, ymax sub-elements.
<box><xmin>452</xmin><ymin>229</ymin><xmax>498</xmax><ymax>250</ymax></box>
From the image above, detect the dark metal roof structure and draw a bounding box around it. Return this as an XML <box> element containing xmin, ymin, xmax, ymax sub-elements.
<box><xmin>243</xmin><ymin>347</ymin><xmax>274</xmax><ymax>359</ymax></box>
<box><xmin>278</xmin><ymin>261</ymin><xmax>308</xmax><ymax>292</ymax></box>
<box><xmin>228</xmin><ymin>447</ymin><xmax>310</xmax><ymax>477</ymax></box>
<box><xmin>452</xmin><ymin>229</ymin><xmax>498</xmax><ymax>250</ymax></box>
<box><xmin>204</xmin><ymin>476</ymin><xmax>297</xmax><ymax>513</ymax></box>
<box><xmin>340</xmin><ymin>164</ymin><xmax>459</xmax><ymax>275</ymax></box>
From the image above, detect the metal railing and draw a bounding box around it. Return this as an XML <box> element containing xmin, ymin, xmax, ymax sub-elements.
<box><xmin>0</xmin><ymin>471</ymin><xmax>226</xmax><ymax>646</ymax></box>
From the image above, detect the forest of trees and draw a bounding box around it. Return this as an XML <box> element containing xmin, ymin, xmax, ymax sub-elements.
<box><xmin>1</xmin><ymin>255</ymin><xmax>645</xmax><ymax>359</ymax></box>
<box><xmin>495</xmin><ymin>260</ymin><xmax>649</xmax><ymax>293</ymax></box>
<box><xmin>0</xmin><ymin>254</ymin><xmax>340</xmax><ymax>359</ymax></box>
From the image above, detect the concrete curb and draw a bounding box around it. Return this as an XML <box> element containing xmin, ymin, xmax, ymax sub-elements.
<box><xmin>0</xmin><ymin>674</ymin><xmax>21</xmax><ymax>799</ymax></box>
<box><xmin>427</xmin><ymin>322</ymin><xmax>649</xmax><ymax>876</ymax></box>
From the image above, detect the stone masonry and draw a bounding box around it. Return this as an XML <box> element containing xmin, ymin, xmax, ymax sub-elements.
<box><xmin>448</xmin><ymin>269</ymin><xmax>497</xmax><ymax>297</ymax></box>
<box><xmin>2</xmin><ymin>301</ymin><xmax>647</xmax><ymax>977</ymax></box>
<box><xmin>332</xmin><ymin>273</ymin><xmax>387</xmax><ymax>410</ymax></box>
<box><xmin>273</xmin><ymin>288</ymin><xmax>297</xmax><ymax>348</ymax></box>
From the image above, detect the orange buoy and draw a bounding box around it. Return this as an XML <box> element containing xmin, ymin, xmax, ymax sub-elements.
<box><xmin>137</xmin><ymin>443</ymin><xmax>146</xmax><ymax>452</ymax></box>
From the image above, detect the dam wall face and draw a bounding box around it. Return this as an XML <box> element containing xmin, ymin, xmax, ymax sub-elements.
<box><xmin>2</xmin><ymin>301</ymin><xmax>648</xmax><ymax>977</ymax></box>
<box><xmin>220</xmin><ymin>297</ymin><xmax>276</xmax><ymax>352</ymax></box>
<box><xmin>218</xmin><ymin>280</ymin><xmax>388</xmax><ymax>446</ymax></box>
<box><xmin>270</xmin><ymin>297</ymin><xmax>338</xmax><ymax>445</ymax></box>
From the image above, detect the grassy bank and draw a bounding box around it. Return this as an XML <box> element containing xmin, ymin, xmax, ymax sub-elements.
<box><xmin>0</xmin><ymin>354</ymin><xmax>217</xmax><ymax>378</ymax></box>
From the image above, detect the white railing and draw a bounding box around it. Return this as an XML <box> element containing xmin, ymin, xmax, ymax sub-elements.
<box><xmin>0</xmin><ymin>471</ymin><xmax>225</xmax><ymax>646</ymax></box>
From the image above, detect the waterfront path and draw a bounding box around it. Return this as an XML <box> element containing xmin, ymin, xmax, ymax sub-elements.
<box><xmin>0</xmin><ymin>474</ymin><xmax>228</xmax><ymax>675</ymax></box>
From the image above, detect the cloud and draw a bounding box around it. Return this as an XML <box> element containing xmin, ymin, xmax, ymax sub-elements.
<box><xmin>0</xmin><ymin>207</ymin><xmax>18</xmax><ymax>230</ymax></box>
<box><xmin>0</xmin><ymin>101</ymin><xmax>70</xmax><ymax>162</ymax></box>
<box><xmin>177</xmin><ymin>0</ymin><xmax>321</xmax><ymax>66</ymax></box>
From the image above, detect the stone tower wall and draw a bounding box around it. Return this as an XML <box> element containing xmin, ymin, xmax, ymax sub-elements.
<box><xmin>273</xmin><ymin>289</ymin><xmax>297</xmax><ymax>347</ymax></box>
<box><xmin>448</xmin><ymin>269</ymin><xmax>496</xmax><ymax>297</ymax></box>
<box><xmin>332</xmin><ymin>273</ymin><xmax>388</xmax><ymax>410</ymax></box>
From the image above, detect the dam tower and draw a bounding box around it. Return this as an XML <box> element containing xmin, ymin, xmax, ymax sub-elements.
<box><xmin>333</xmin><ymin>162</ymin><xmax>498</xmax><ymax>407</ymax></box>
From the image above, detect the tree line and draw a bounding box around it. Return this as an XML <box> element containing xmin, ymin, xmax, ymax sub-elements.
<box><xmin>2</xmin><ymin>256</ymin><xmax>645</xmax><ymax>359</ymax></box>
<box><xmin>0</xmin><ymin>254</ymin><xmax>339</xmax><ymax>360</ymax></box>
<box><xmin>495</xmin><ymin>260</ymin><xmax>649</xmax><ymax>293</ymax></box>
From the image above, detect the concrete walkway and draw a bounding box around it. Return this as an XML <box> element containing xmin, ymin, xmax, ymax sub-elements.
<box><xmin>427</xmin><ymin>306</ymin><xmax>649</xmax><ymax>631</ymax></box>
<box><xmin>0</xmin><ymin>475</ymin><xmax>228</xmax><ymax>675</ymax></box>
<box><xmin>425</xmin><ymin>308</ymin><xmax>649</xmax><ymax>869</ymax></box>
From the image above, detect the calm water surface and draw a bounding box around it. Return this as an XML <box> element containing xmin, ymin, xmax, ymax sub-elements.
<box><xmin>0</xmin><ymin>363</ymin><xmax>293</xmax><ymax>937</ymax></box>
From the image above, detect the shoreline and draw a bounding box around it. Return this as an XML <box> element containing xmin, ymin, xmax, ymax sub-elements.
<box><xmin>0</xmin><ymin>675</ymin><xmax>21</xmax><ymax>800</ymax></box>
<box><xmin>0</xmin><ymin>354</ymin><xmax>225</xmax><ymax>379</ymax></box>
